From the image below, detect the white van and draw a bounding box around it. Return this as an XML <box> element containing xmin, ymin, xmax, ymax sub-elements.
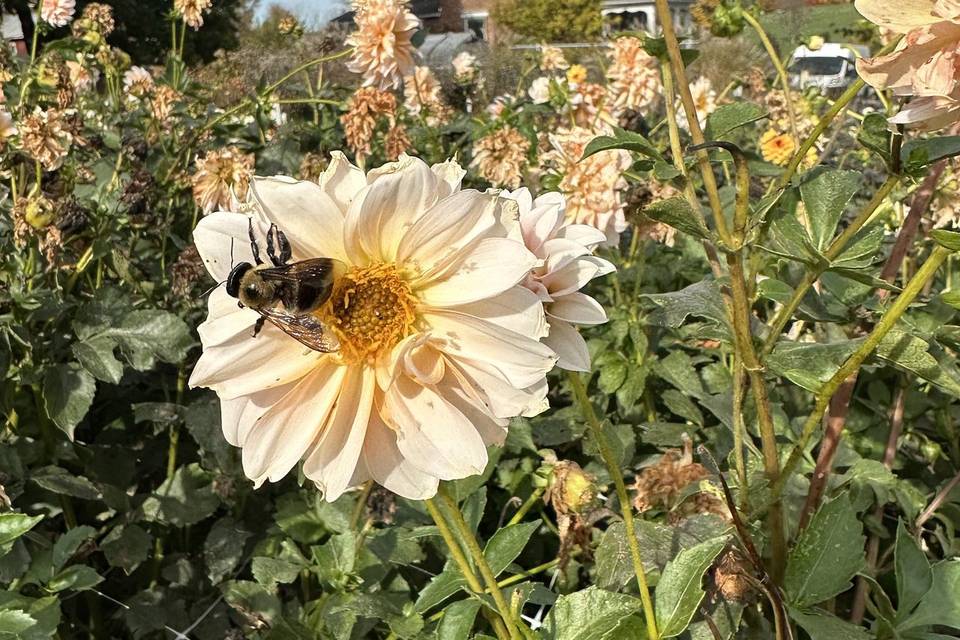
<box><xmin>789</xmin><ymin>43</ymin><xmax>871</xmax><ymax>94</ymax></box>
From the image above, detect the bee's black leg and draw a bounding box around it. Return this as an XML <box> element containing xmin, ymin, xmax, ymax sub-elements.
<box><xmin>276</xmin><ymin>228</ymin><xmax>292</xmax><ymax>265</ymax></box>
<box><xmin>265</xmin><ymin>224</ymin><xmax>281</xmax><ymax>267</ymax></box>
<box><xmin>248</xmin><ymin>218</ymin><xmax>262</xmax><ymax>265</ymax></box>
<box><xmin>252</xmin><ymin>316</ymin><xmax>265</xmax><ymax>337</ymax></box>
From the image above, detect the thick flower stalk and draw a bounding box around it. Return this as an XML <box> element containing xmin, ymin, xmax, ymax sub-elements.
<box><xmin>856</xmin><ymin>0</ymin><xmax>960</xmax><ymax>129</ymax></box>
<box><xmin>189</xmin><ymin>154</ymin><xmax>559</xmax><ymax>500</ymax></box>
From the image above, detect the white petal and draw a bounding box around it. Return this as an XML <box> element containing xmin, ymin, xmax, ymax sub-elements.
<box><xmin>547</xmin><ymin>292</ymin><xmax>608</xmax><ymax>326</ymax></box>
<box><xmin>303</xmin><ymin>367</ymin><xmax>376</xmax><ymax>501</ymax></box>
<box><xmin>438</xmin><ymin>373</ymin><xmax>509</xmax><ymax>447</ymax></box>
<box><xmin>556</xmin><ymin>223</ymin><xmax>607</xmax><ymax>249</ymax></box>
<box><xmin>384</xmin><ymin>375</ymin><xmax>488</xmax><ymax>480</ymax></box>
<box><xmin>418</xmin><ymin>237</ymin><xmax>536</xmax><ymax>306</ymax></box>
<box><xmin>241</xmin><ymin>362</ymin><xmax>348</xmax><ymax>484</ymax></box>
<box><xmin>448</xmin><ymin>286</ymin><xmax>549</xmax><ymax>339</ymax></box>
<box><xmin>542</xmin><ymin>238</ymin><xmax>593</xmax><ymax>274</ymax></box>
<box><xmin>197</xmin><ymin>288</ymin><xmax>259</xmax><ymax>348</ymax></box>
<box><xmin>544</xmin><ymin>320</ymin><xmax>591</xmax><ymax>372</ymax></box>
<box><xmin>249</xmin><ymin>177</ymin><xmax>347</xmax><ymax>262</ymax></box>
<box><xmin>541</xmin><ymin>255</ymin><xmax>613</xmax><ymax>298</ymax></box>
<box><xmin>343</xmin><ymin>155</ymin><xmax>439</xmax><ymax>264</ymax></box>
<box><xmin>318</xmin><ymin>151</ymin><xmax>366</xmax><ymax>214</ymax></box>
<box><xmin>449</xmin><ymin>358</ymin><xmax>549</xmax><ymax>419</ymax></box>
<box><xmin>193</xmin><ymin>211</ymin><xmax>266</xmax><ymax>281</ymax></box>
<box><xmin>218</xmin><ymin>381</ymin><xmax>298</xmax><ymax>448</ymax></box>
<box><xmin>431</xmin><ymin>159</ymin><xmax>466</xmax><ymax>198</ymax></box>
<box><xmin>362</xmin><ymin>413</ymin><xmax>439</xmax><ymax>499</ymax></box>
<box><xmin>424</xmin><ymin>309</ymin><xmax>557</xmax><ymax>389</ymax></box>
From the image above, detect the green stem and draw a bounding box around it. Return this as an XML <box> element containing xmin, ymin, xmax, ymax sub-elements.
<box><xmin>424</xmin><ymin>497</ymin><xmax>514</xmax><ymax>640</ymax></box>
<box><xmin>760</xmin><ymin>175</ymin><xmax>899</xmax><ymax>357</ymax></box>
<box><xmin>743</xmin><ymin>12</ymin><xmax>798</xmax><ymax>142</ymax></box>
<box><xmin>350</xmin><ymin>480</ymin><xmax>374</xmax><ymax>530</ymax></box>
<box><xmin>772</xmin><ymin>245</ymin><xmax>953</xmax><ymax>497</ymax></box>
<box><xmin>507</xmin><ymin>487</ymin><xmax>544</xmax><ymax>526</ymax></box>
<box><xmin>436</xmin><ymin>485</ymin><xmax>530</xmax><ymax>640</ymax></box>
<box><xmin>567</xmin><ymin>371</ymin><xmax>658</xmax><ymax>639</ymax></box>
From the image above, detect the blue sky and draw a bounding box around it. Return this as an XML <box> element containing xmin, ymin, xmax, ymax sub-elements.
<box><xmin>255</xmin><ymin>0</ymin><xmax>348</xmax><ymax>25</ymax></box>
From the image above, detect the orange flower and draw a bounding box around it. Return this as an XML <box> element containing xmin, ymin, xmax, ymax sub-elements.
<box><xmin>759</xmin><ymin>129</ymin><xmax>796</xmax><ymax>166</ymax></box>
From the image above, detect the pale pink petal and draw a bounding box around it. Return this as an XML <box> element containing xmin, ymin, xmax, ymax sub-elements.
<box><xmin>548</xmin><ymin>292</ymin><xmax>608</xmax><ymax>326</ymax></box>
<box><xmin>218</xmin><ymin>381</ymin><xmax>298</xmax><ymax>448</ymax></box>
<box><xmin>362</xmin><ymin>413</ymin><xmax>439</xmax><ymax>499</ymax></box>
<box><xmin>438</xmin><ymin>373</ymin><xmax>509</xmax><ymax>447</ymax></box>
<box><xmin>384</xmin><ymin>375</ymin><xmax>488</xmax><ymax>479</ymax></box>
<box><xmin>249</xmin><ymin>177</ymin><xmax>347</xmax><ymax>262</ymax></box>
<box><xmin>449</xmin><ymin>358</ymin><xmax>550</xmax><ymax>419</ymax></box>
<box><xmin>544</xmin><ymin>320</ymin><xmax>591</xmax><ymax>372</ymax></box>
<box><xmin>343</xmin><ymin>155</ymin><xmax>439</xmax><ymax>264</ymax></box>
<box><xmin>196</xmin><ymin>288</ymin><xmax>259</xmax><ymax>348</ymax></box>
<box><xmin>318</xmin><ymin>151</ymin><xmax>366</xmax><ymax>214</ymax></box>
<box><xmin>855</xmin><ymin>0</ymin><xmax>940</xmax><ymax>33</ymax></box>
<box><xmin>431</xmin><ymin>160</ymin><xmax>466</xmax><ymax>198</ymax></box>
<box><xmin>541</xmin><ymin>258</ymin><xmax>603</xmax><ymax>298</ymax></box>
<box><xmin>556</xmin><ymin>223</ymin><xmax>607</xmax><ymax>249</ymax></box>
<box><xmin>448</xmin><ymin>286</ymin><xmax>549</xmax><ymax>339</ymax></box>
<box><xmin>241</xmin><ymin>362</ymin><xmax>347</xmax><ymax>484</ymax></box>
<box><xmin>302</xmin><ymin>367</ymin><xmax>376</xmax><ymax>501</ymax></box>
<box><xmin>418</xmin><ymin>237</ymin><xmax>537</xmax><ymax>306</ymax></box>
<box><xmin>424</xmin><ymin>310</ymin><xmax>557</xmax><ymax>389</ymax></box>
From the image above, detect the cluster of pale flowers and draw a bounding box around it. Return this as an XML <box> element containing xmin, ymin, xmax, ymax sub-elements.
<box><xmin>189</xmin><ymin>153</ymin><xmax>613</xmax><ymax>500</ymax></box>
<box><xmin>856</xmin><ymin>0</ymin><xmax>960</xmax><ymax>130</ymax></box>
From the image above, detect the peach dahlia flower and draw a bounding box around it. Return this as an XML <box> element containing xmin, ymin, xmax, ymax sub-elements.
<box><xmin>856</xmin><ymin>0</ymin><xmax>960</xmax><ymax>129</ymax></box>
<box><xmin>346</xmin><ymin>0</ymin><xmax>420</xmax><ymax>91</ymax></box>
<box><xmin>505</xmin><ymin>189</ymin><xmax>614</xmax><ymax>371</ymax></box>
<box><xmin>189</xmin><ymin>154</ymin><xmax>557</xmax><ymax>500</ymax></box>
<box><xmin>40</xmin><ymin>0</ymin><xmax>76</xmax><ymax>27</ymax></box>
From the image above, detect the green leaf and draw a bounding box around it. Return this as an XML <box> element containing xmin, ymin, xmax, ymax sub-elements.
<box><xmin>101</xmin><ymin>525</ymin><xmax>151</xmax><ymax>575</ymax></box>
<box><xmin>644</xmin><ymin>197</ymin><xmax>711</xmax><ymax>240</ymax></box>
<box><xmin>72</xmin><ymin>337</ymin><xmax>123</xmax><ymax>384</ymax></box>
<box><xmin>581</xmin><ymin>127</ymin><xmax>664</xmax><ymax>163</ymax></box>
<box><xmin>799</xmin><ymin>168</ymin><xmax>861</xmax><ymax>251</ymax></box>
<box><xmin>544</xmin><ymin>586</ymin><xmax>642</xmax><ymax>640</ymax></box>
<box><xmin>932</xmin><ymin>229</ymin><xmax>960</xmax><ymax>252</ymax></box>
<box><xmin>704</xmin><ymin>102</ymin><xmax>767</xmax><ymax>139</ymax></box>
<box><xmin>46</xmin><ymin>564</ymin><xmax>102</xmax><ymax>592</ymax></box>
<box><xmin>642</xmin><ymin>280</ymin><xmax>729</xmax><ymax>331</ymax></box>
<box><xmin>0</xmin><ymin>610</ymin><xmax>36</xmax><ymax>635</ymax></box>
<box><xmin>436</xmin><ymin>599</ymin><xmax>481</xmax><ymax>640</ymax></box>
<box><xmin>857</xmin><ymin>113</ymin><xmax>892</xmax><ymax>163</ymax></box>
<box><xmin>789</xmin><ymin>607</ymin><xmax>871</xmax><ymax>639</ymax></box>
<box><xmin>42</xmin><ymin>364</ymin><xmax>96</xmax><ymax>440</ymax></box>
<box><xmin>140</xmin><ymin>463</ymin><xmax>219</xmax><ymax>527</ymax></box>
<box><xmin>655</xmin><ymin>536</ymin><xmax>727</xmax><ymax>637</ymax></box>
<box><xmin>252</xmin><ymin>557</ymin><xmax>303</xmax><ymax>588</ymax></box>
<box><xmin>51</xmin><ymin>526</ymin><xmax>95</xmax><ymax>572</ymax></box>
<box><xmin>785</xmin><ymin>494</ymin><xmax>865</xmax><ymax>608</ymax></box>
<box><xmin>415</xmin><ymin>567</ymin><xmax>466</xmax><ymax>613</ymax></box>
<box><xmin>895</xmin><ymin>520</ymin><xmax>931</xmax><ymax>618</ymax></box>
<box><xmin>875</xmin><ymin>328</ymin><xmax>960</xmax><ymax>397</ymax></box>
<box><xmin>901</xmin><ymin>136</ymin><xmax>960</xmax><ymax>170</ymax></box>
<box><xmin>0</xmin><ymin>595</ymin><xmax>60</xmax><ymax>640</ymax></box>
<box><xmin>0</xmin><ymin>513</ymin><xmax>43</xmax><ymax>549</ymax></box>
<box><xmin>31</xmin><ymin>466</ymin><xmax>101</xmax><ymax>500</ymax></box>
<box><xmin>204</xmin><ymin>517</ymin><xmax>251</xmax><ymax>584</ymax></box>
<box><xmin>767</xmin><ymin>340</ymin><xmax>859</xmax><ymax>393</ymax></box>
<box><xmin>899</xmin><ymin>560</ymin><xmax>960</xmax><ymax>631</ymax></box>
<box><xmin>483</xmin><ymin>521</ymin><xmax>539</xmax><ymax>578</ymax></box>
<box><xmin>74</xmin><ymin>308</ymin><xmax>193</xmax><ymax>373</ymax></box>
<box><xmin>221</xmin><ymin>580</ymin><xmax>281</xmax><ymax>627</ymax></box>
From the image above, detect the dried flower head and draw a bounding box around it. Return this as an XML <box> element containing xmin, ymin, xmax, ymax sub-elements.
<box><xmin>470</xmin><ymin>126</ymin><xmax>530</xmax><ymax>189</ymax></box>
<box><xmin>542</xmin><ymin>126</ymin><xmax>631</xmax><ymax>244</ymax></box>
<box><xmin>149</xmin><ymin>85</ymin><xmax>181</xmax><ymax>122</ymax></box>
<box><xmin>278</xmin><ymin>16</ymin><xmax>303</xmax><ymax>37</ymax></box>
<box><xmin>18</xmin><ymin>108</ymin><xmax>73</xmax><ymax>170</ymax></box>
<box><xmin>80</xmin><ymin>3</ymin><xmax>114</xmax><ymax>35</ymax></box>
<box><xmin>452</xmin><ymin>51</ymin><xmax>477</xmax><ymax>82</ymax></box>
<box><xmin>65</xmin><ymin>58</ymin><xmax>98</xmax><ymax>93</ymax></box>
<box><xmin>403</xmin><ymin>66</ymin><xmax>451</xmax><ymax>126</ymax></box>
<box><xmin>298</xmin><ymin>152</ymin><xmax>328</xmax><ymax>182</ymax></box>
<box><xmin>175</xmin><ymin>0</ymin><xmax>213</xmax><ymax>29</ymax></box>
<box><xmin>540</xmin><ymin>44</ymin><xmax>569</xmax><ymax>72</ymax></box>
<box><xmin>713</xmin><ymin>550</ymin><xmax>755</xmax><ymax>602</ymax></box>
<box><xmin>341</xmin><ymin>87</ymin><xmax>397</xmax><ymax>160</ymax></box>
<box><xmin>192</xmin><ymin>146</ymin><xmax>255</xmax><ymax>214</ymax></box>
<box><xmin>40</xmin><ymin>0</ymin><xmax>76</xmax><ymax>27</ymax></box>
<box><xmin>542</xmin><ymin>458</ymin><xmax>604</xmax><ymax>569</ymax></box>
<box><xmin>346</xmin><ymin>0</ymin><xmax>420</xmax><ymax>90</ymax></box>
<box><xmin>384</xmin><ymin>123</ymin><xmax>412</xmax><ymax>160</ymax></box>
<box><xmin>171</xmin><ymin>244</ymin><xmax>207</xmax><ymax>296</ymax></box>
<box><xmin>631</xmin><ymin>436</ymin><xmax>728</xmax><ymax>522</ymax></box>
<box><xmin>607</xmin><ymin>36</ymin><xmax>661</xmax><ymax>116</ymax></box>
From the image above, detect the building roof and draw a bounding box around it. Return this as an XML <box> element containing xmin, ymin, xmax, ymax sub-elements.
<box><xmin>333</xmin><ymin>0</ymin><xmax>441</xmax><ymax>24</ymax></box>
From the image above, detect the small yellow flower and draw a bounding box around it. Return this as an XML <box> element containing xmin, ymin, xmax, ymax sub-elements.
<box><xmin>566</xmin><ymin>64</ymin><xmax>587</xmax><ymax>85</ymax></box>
<box><xmin>759</xmin><ymin>129</ymin><xmax>796</xmax><ymax>166</ymax></box>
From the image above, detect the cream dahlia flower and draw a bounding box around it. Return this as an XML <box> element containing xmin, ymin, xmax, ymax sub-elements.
<box><xmin>40</xmin><ymin>0</ymin><xmax>76</xmax><ymax>27</ymax></box>
<box><xmin>123</xmin><ymin>66</ymin><xmax>154</xmax><ymax>99</ymax></box>
<box><xmin>677</xmin><ymin>77</ymin><xmax>718</xmax><ymax>130</ymax></box>
<box><xmin>528</xmin><ymin>76</ymin><xmax>551</xmax><ymax>104</ymax></box>
<box><xmin>66</xmin><ymin>59</ymin><xmax>97</xmax><ymax>92</ymax></box>
<box><xmin>540</xmin><ymin>45</ymin><xmax>569</xmax><ymax>72</ymax></box>
<box><xmin>403</xmin><ymin>66</ymin><xmax>451</xmax><ymax>126</ymax></box>
<box><xmin>543</xmin><ymin>126</ymin><xmax>631</xmax><ymax>245</ymax></box>
<box><xmin>606</xmin><ymin>36</ymin><xmax>661</xmax><ymax>116</ymax></box>
<box><xmin>346</xmin><ymin>0</ymin><xmax>420</xmax><ymax>91</ymax></box>
<box><xmin>471</xmin><ymin>126</ymin><xmax>530</xmax><ymax>189</ymax></box>
<box><xmin>452</xmin><ymin>51</ymin><xmax>478</xmax><ymax>82</ymax></box>
<box><xmin>856</xmin><ymin>0</ymin><xmax>960</xmax><ymax>129</ymax></box>
<box><xmin>192</xmin><ymin>146</ymin><xmax>255</xmax><ymax>214</ymax></box>
<box><xmin>174</xmin><ymin>0</ymin><xmax>212</xmax><ymax>30</ymax></box>
<box><xmin>189</xmin><ymin>154</ymin><xmax>557</xmax><ymax>500</ymax></box>
<box><xmin>504</xmin><ymin>189</ymin><xmax>614</xmax><ymax>371</ymax></box>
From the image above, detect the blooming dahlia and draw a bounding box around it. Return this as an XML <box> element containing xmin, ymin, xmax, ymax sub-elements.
<box><xmin>346</xmin><ymin>0</ymin><xmax>420</xmax><ymax>91</ymax></box>
<box><xmin>856</xmin><ymin>0</ymin><xmax>960</xmax><ymax>130</ymax></box>
<box><xmin>189</xmin><ymin>154</ymin><xmax>557</xmax><ymax>500</ymax></box>
<box><xmin>505</xmin><ymin>189</ymin><xmax>613</xmax><ymax>371</ymax></box>
<box><xmin>40</xmin><ymin>0</ymin><xmax>76</xmax><ymax>27</ymax></box>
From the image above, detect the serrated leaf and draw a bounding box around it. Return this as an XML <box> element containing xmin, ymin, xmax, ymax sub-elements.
<box><xmin>767</xmin><ymin>340</ymin><xmax>859</xmax><ymax>392</ymax></box>
<box><xmin>46</xmin><ymin>564</ymin><xmax>102</xmax><ymax>592</ymax></box>
<box><xmin>140</xmin><ymin>463</ymin><xmax>219</xmax><ymax>527</ymax></box>
<box><xmin>436</xmin><ymin>599</ymin><xmax>481</xmax><ymax>640</ymax></box>
<box><xmin>704</xmin><ymin>102</ymin><xmax>767</xmax><ymax>139</ymax></box>
<box><xmin>51</xmin><ymin>526</ymin><xmax>95</xmax><ymax>572</ymax></box>
<box><xmin>901</xmin><ymin>136</ymin><xmax>960</xmax><ymax>170</ymax></box>
<box><xmin>0</xmin><ymin>610</ymin><xmax>36</xmax><ymax>635</ymax></box>
<box><xmin>799</xmin><ymin>168</ymin><xmax>862</xmax><ymax>251</ymax></box>
<box><xmin>785</xmin><ymin>495</ymin><xmax>865</xmax><ymax>608</ymax></box>
<box><xmin>42</xmin><ymin>364</ymin><xmax>96</xmax><ymax>440</ymax></box>
<box><xmin>31</xmin><ymin>466</ymin><xmax>101</xmax><ymax>500</ymax></box>
<box><xmin>544</xmin><ymin>586</ymin><xmax>642</xmax><ymax>640</ymax></box>
<box><xmin>655</xmin><ymin>536</ymin><xmax>728</xmax><ymax>637</ymax></box>
<box><xmin>875</xmin><ymin>328</ymin><xmax>960</xmax><ymax>397</ymax></box>
<box><xmin>642</xmin><ymin>280</ymin><xmax>729</xmax><ymax>331</ymax></box>
<box><xmin>72</xmin><ymin>337</ymin><xmax>123</xmax><ymax>384</ymax></box>
<box><xmin>483</xmin><ymin>521</ymin><xmax>539</xmax><ymax>577</ymax></box>
<box><xmin>857</xmin><ymin>113</ymin><xmax>892</xmax><ymax>162</ymax></box>
<box><xmin>252</xmin><ymin>557</ymin><xmax>303</xmax><ymax>588</ymax></box>
<box><xmin>644</xmin><ymin>197</ymin><xmax>711</xmax><ymax>240</ymax></box>
<box><xmin>204</xmin><ymin>517</ymin><xmax>251</xmax><ymax>584</ymax></box>
<box><xmin>0</xmin><ymin>514</ymin><xmax>43</xmax><ymax>549</ymax></box>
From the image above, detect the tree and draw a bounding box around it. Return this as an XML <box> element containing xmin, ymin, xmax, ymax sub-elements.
<box><xmin>492</xmin><ymin>0</ymin><xmax>603</xmax><ymax>43</ymax></box>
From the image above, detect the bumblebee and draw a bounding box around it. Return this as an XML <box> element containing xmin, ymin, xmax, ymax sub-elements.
<box><xmin>225</xmin><ymin>219</ymin><xmax>342</xmax><ymax>353</ymax></box>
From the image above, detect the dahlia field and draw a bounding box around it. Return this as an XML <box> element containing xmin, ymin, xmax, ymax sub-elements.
<box><xmin>3</xmin><ymin>0</ymin><xmax>960</xmax><ymax>638</ymax></box>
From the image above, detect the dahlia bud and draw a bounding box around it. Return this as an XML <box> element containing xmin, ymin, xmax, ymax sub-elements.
<box><xmin>547</xmin><ymin>460</ymin><xmax>596</xmax><ymax>516</ymax></box>
<box><xmin>24</xmin><ymin>195</ymin><xmax>56</xmax><ymax>229</ymax></box>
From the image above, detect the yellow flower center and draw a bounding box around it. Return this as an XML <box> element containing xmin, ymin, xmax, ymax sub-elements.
<box><xmin>322</xmin><ymin>263</ymin><xmax>417</xmax><ymax>365</ymax></box>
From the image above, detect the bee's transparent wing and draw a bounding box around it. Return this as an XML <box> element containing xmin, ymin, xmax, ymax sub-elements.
<box><xmin>258</xmin><ymin>308</ymin><xmax>339</xmax><ymax>354</ymax></box>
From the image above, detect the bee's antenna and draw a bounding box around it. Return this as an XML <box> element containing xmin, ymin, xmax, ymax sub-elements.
<box><xmin>229</xmin><ymin>236</ymin><xmax>235</xmax><ymax>269</ymax></box>
<box><xmin>201</xmin><ymin>281</ymin><xmax>224</xmax><ymax>299</ymax></box>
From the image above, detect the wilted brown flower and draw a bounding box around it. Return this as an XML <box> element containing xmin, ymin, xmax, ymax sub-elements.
<box><xmin>470</xmin><ymin>125</ymin><xmax>530</xmax><ymax>188</ymax></box>
<box><xmin>631</xmin><ymin>436</ymin><xmax>728</xmax><ymax>522</ymax></box>
<box><xmin>191</xmin><ymin>146</ymin><xmax>254</xmax><ymax>214</ymax></box>
<box><xmin>170</xmin><ymin>244</ymin><xmax>206</xmax><ymax>295</ymax></box>
<box><xmin>12</xmin><ymin>195</ymin><xmax>56</xmax><ymax>249</ymax></box>
<box><xmin>40</xmin><ymin>226</ymin><xmax>64</xmax><ymax>266</ymax></box>
<box><xmin>346</xmin><ymin>0</ymin><xmax>420</xmax><ymax>90</ymax></box>
<box><xmin>607</xmin><ymin>36</ymin><xmax>661</xmax><ymax>116</ymax></box>
<box><xmin>713</xmin><ymin>550</ymin><xmax>755</xmax><ymax>602</ymax></box>
<box><xmin>384</xmin><ymin>123</ymin><xmax>412</xmax><ymax>160</ymax></box>
<box><xmin>298</xmin><ymin>152</ymin><xmax>328</xmax><ymax>181</ymax></box>
<box><xmin>277</xmin><ymin>16</ymin><xmax>303</xmax><ymax>37</ymax></box>
<box><xmin>79</xmin><ymin>3</ymin><xmax>114</xmax><ymax>35</ymax></box>
<box><xmin>174</xmin><ymin>0</ymin><xmax>212</xmax><ymax>29</ymax></box>
<box><xmin>341</xmin><ymin>87</ymin><xmax>397</xmax><ymax>160</ymax></box>
<box><xmin>149</xmin><ymin>85</ymin><xmax>180</xmax><ymax>122</ymax></box>
<box><xmin>544</xmin><ymin>460</ymin><xmax>601</xmax><ymax>569</ymax></box>
<box><xmin>18</xmin><ymin>108</ymin><xmax>73</xmax><ymax>170</ymax></box>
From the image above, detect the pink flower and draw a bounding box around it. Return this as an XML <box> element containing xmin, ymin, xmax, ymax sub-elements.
<box><xmin>855</xmin><ymin>0</ymin><xmax>960</xmax><ymax>129</ymax></box>
<box><xmin>40</xmin><ymin>0</ymin><xmax>76</xmax><ymax>27</ymax></box>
